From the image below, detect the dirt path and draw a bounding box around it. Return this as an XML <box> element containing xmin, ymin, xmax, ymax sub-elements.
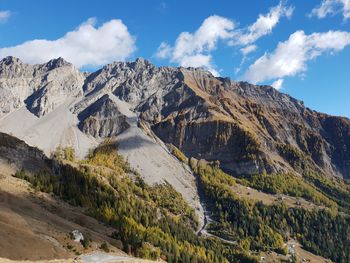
<box><xmin>79</xmin><ymin>252</ymin><xmax>159</xmax><ymax>263</ymax></box>
<box><xmin>0</xmin><ymin>253</ymin><xmax>159</xmax><ymax>263</ymax></box>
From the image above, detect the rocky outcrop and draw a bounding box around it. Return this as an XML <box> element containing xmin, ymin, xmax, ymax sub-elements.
<box><xmin>133</xmin><ymin>67</ymin><xmax>350</xmax><ymax>178</ymax></box>
<box><xmin>78</xmin><ymin>94</ymin><xmax>130</xmax><ymax>138</ymax></box>
<box><xmin>0</xmin><ymin>132</ymin><xmax>49</xmax><ymax>172</ymax></box>
<box><xmin>83</xmin><ymin>58</ymin><xmax>179</xmax><ymax>105</ymax></box>
<box><xmin>0</xmin><ymin>56</ymin><xmax>84</xmax><ymax>117</ymax></box>
<box><xmin>320</xmin><ymin>116</ymin><xmax>350</xmax><ymax>178</ymax></box>
<box><xmin>1</xmin><ymin>57</ymin><xmax>350</xmax><ymax>179</ymax></box>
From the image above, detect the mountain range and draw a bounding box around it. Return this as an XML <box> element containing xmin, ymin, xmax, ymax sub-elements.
<box><xmin>1</xmin><ymin>56</ymin><xmax>349</xmax><ymax>179</ymax></box>
<box><xmin>1</xmin><ymin>56</ymin><xmax>350</xmax><ymax>263</ymax></box>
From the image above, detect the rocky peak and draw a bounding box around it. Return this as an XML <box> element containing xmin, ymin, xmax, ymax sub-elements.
<box><xmin>82</xmin><ymin>58</ymin><xmax>179</xmax><ymax>107</ymax></box>
<box><xmin>133</xmin><ymin>57</ymin><xmax>151</xmax><ymax>67</ymax></box>
<box><xmin>44</xmin><ymin>57</ymin><xmax>72</xmax><ymax>70</ymax></box>
<box><xmin>0</xmin><ymin>57</ymin><xmax>84</xmax><ymax>117</ymax></box>
<box><xmin>181</xmin><ymin>66</ymin><xmax>215</xmax><ymax>78</ymax></box>
<box><xmin>0</xmin><ymin>56</ymin><xmax>34</xmax><ymax>79</ymax></box>
<box><xmin>0</xmin><ymin>56</ymin><xmax>22</xmax><ymax>66</ymax></box>
<box><xmin>78</xmin><ymin>94</ymin><xmax>130</xmax><ymax>138</ymax></box>
<box><xmin>1</xmin><ymin>57</ymin><xmax>350</xmax><ymax>179</ymax></box>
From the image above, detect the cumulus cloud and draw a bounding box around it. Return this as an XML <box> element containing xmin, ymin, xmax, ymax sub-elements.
<box><xmin>155</xmin><ymin>42</ymin><xmax>172</xmax><ymax>59</ymax></box>
<box><xmin>0</xmin><ymin>18</ymin><xmax>136</xmax><ymax>68</ymax></box>
<box><xmin>271</xmin><ymin>78</ymin><xmax>284</xmax><ymax>90</ymax></box>
<box><xmin>155</xmin><ymin>15</ymin><xmax>235</xmax><ymax>76</ymax></box>
<box><xmin>155</xmin><ymin>2</ymin><xmax>293</xmax><ymax>76</ymax></box>
<box><xmin>311</xmin><ymin>0</ymin><xmax>350</xmax><ymax>20</ymax></box>
<box><xmin>231</xmin><ymin>2</ymin><xmax>294</xmax><ymax>47</ymax></box>
<box><xmin>244</xmin><ymin>30</ymin><xmax>350</xmax><ymax>85</ymax></box>
<box><xmin>0</xmin><ymin>10</ymin><xmax>11</xmax><ymax>23</ymax></box>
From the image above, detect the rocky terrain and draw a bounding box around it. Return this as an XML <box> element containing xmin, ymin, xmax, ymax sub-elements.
<box><xmin>0</xmin><ymin>57</ymin><xmax>84</xmax><ymax>117</ymax></box>
<box><xmin>1</xmin><ymin>56</ymin><xmax>346</xmax><ymax>262</ymax></box>
<box><xmin>1</xmin><ymin>56</ymin><xmax>349</xmax><ymax>180</ymax></box>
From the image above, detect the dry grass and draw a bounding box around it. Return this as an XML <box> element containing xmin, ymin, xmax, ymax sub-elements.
<box><xmin>232</xmin><ymin>183</ymin><xmax>326</xmax><ymax>211</ymax></box>
<box><xmin>0</xmin><ymin>159</ymin><xmax>126</xmax><ymax>261</ymax></box>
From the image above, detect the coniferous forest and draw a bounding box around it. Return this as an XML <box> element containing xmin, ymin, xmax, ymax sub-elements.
<box><xmin>14</xmin><ymin>142</ymin><xmax>350</xmax><ymax>263</ymax></box>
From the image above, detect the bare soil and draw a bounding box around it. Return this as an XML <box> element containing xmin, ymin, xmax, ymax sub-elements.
<box><xmin>0</xmin><ymin>159</ymin><xmax>125</xmax><ymax>261</ymax></box>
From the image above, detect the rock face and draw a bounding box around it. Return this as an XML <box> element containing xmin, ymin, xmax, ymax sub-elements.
<box><xmin>1</xmin><ymin>56</ymin><xmax>350</xmax><ymax>179</ymax></box>
<box><xmin>78</xmin><ymin>94</ymin><xmax>130</xmax><ymax>138</ymax></box>
<box><xmin>0</xmin><ymin>132</ymin><xmax>49</xmax><ymax>172</ymax></box>
<box><xmin>83</xmin><ymin>58</ymin><xmax>179</xmax><ymax>105</ymax></box>
<box><xmin>82</xmin><ymin>63</ymin><xmax>350</xmax><ymax>179</ymax></box>
<box><xmin>0</xmin><ymin>57</ymin><xmax>84</xmax><ymax>117</ymax></box>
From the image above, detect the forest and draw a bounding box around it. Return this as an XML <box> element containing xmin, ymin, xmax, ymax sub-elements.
<box><xmin>14</xmin><ymin>142</ymin><xmax>350</xmax><ymax>262</ymax></box>
<box><xmin>14</xmin><ymin>142</ymin><xmax>258</xmax><ymax>263</ymax></box>
<box><xmin>190</xmin><ymin>159</ymin><xmax>350</xmax><ymax>263</ymax></box>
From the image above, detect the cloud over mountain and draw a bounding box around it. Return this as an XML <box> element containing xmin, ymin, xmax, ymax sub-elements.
<box><xmin>155</xmin><ymin>1</ymin><xmax>293</xmax><ymax>76</ymax></box>
<box><xmin>0</xmin><ymin>18</ymin><xmax>136</xmax><ymax>68</ymax></box>
<box><xmin>230</xmin><ymin>2</ymin><xmax>294</xmax><ymax>47</ymax></box>
<box><xmin>156</xmin><ymin>15</ymin><xmax>235</xmax><ymax>76</ymax></box>
<box><xmin>244</xmin><ymin>30</ymin><xmax>350</xmax><ymax>86</ymax></box>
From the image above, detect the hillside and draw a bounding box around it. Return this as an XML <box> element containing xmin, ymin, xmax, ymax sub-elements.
<box><xmin>0</xmin><ymin>132</ymin><xmax>337</xmax><ymax>263</ymax></box>
<box><xmin>1</xmin><ymin>57</ymin><xmax>350</xmax><ymax>262</ymax></box>
<box><xmin>0</xmin><ymin>133</ymin><xmax>162</xmax><ymax>262</ymax></box>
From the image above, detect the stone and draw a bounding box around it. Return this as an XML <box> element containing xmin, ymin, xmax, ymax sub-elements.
<box><xmin>70</xmin><ymin>230</ymin><xmax>84</xmax><ymax>242</ymax></box>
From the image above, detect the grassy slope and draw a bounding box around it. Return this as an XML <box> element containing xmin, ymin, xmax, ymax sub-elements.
<box><xmin>16</xmin><ymin>142</ymin><xmax>262</xmax><ymax>263</ymax></box>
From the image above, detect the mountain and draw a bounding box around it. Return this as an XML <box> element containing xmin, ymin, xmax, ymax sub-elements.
<box><xmin>1</xmin><ymin>56</ymin><xmax>349</xmax><ymax>179</ymax></box>
<box><xmin>0</xmin><ymin>56</ymin><xmax>84</xmax><ymax>117</ymax></box>
<box><xmin>1</xmin><ymin>56</ymin><xmax>350</xmax><ymax>262</ymax></box>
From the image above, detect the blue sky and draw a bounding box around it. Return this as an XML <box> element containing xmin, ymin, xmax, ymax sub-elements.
<box><xmin>0</xmin><ymin>0</ymin><xmax>349</xmax><ymax>117</ymax></box>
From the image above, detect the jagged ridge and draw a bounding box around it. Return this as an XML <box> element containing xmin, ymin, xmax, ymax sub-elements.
<box><xmin>1</xmin><ymin>56</ymin><xmax>350</xmax><ymax>180</ymax></box>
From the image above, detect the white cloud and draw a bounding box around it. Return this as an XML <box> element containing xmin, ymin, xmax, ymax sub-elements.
<box><xmin>179</xmin><ymin>54</ymin><xmax>220</xmax><ymax>76</ymax></box>
<box><xmin>155</xmin><ymin>15</ymin><xmax>235</xmax><ymax>76</ymax></box>
<box><xmin>240</xmin><ymin>44</ymin><xmax>257</xmax><ymax>55</ymax></box>
<box><xmin>231</xmin><ymin>1</ymin><xmax>293</xmax><ymax>73</ymax></box>
<box><xmin>155</xmin><ymin>42</ymin><xmax>172</xmax><ymax>59</ymax></box>
<box><xmin>244</xmin><ymin>30</ymin><xmax>350</xmax><ymax>84</ymax></box>
<box><xmin>311</xmin><ymin>0</ymin><xmax>350</xmax><ymax>20</ymax></box>
<box><xmin>0</xmin><ymin>10</ymin><xmax>11</xmax><ymax>23</ymax></box>
<box><xmin>271</xmin><ymin>78</ymin><xmax>284</xmax><ymax>90</ymax></box>
<box><xmin>0</xmin><ymin>18</ymin><xmax>136</xmax><ymax>68</ymax></box>
<box><xmin>231</xmin><ymin>1</ymin><xmax>294</xmax><ymax>47</ymax></box>
<box><xmin>172</xmin><ymin>16</ymin><xmax>234</xmax><ymax>61</ymax></box>
<box><xmin>155</xmin><ymin>2</ymin><xmax>293</xmax><ymax>76</ymax></box>
<box><xmin>234</xmin><ymin>45</ymin><xmax>257</xmax><ymax>75</ymax></box>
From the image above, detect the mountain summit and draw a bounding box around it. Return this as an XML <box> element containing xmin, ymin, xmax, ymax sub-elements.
<box><xmin>1</xmin><ymin>57</ymin><xmax>350</xmax><ymax>263</ymax></box>
<box><xmin>1</xmin><ymin>57</ymin><xmax>349</xmax><ymax>179</ymax></box>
